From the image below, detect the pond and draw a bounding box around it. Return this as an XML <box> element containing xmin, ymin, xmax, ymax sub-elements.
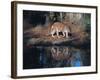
<box><xmin>23</xmin><ymin>46</ymin><xmax>90</xmax><ymax>69</ymax></box>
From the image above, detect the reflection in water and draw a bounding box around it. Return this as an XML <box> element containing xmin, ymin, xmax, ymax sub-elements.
<box><xmin>51</xmin><ymin>47</ymin><xmax>70</xmax><ymax>60</ymax></box>
<box><xmin>23</xmin><ymin>46</ymin><xmax>90</xmax><ymax>69</ymax></box>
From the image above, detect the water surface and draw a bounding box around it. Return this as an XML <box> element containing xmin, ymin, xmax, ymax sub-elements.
<box><xmin>23</xmin><ymin>46</ymin><xmax>90</xmax><ymax>69</ymax></box>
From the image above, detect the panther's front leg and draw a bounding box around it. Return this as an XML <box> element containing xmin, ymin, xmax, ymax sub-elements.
<box><xmin>51</xmin><ymin>29</ymin><xmax>55</xmax><ymax>38</ymax></box>
<box><xmin>56</xmin><ymin>30</ymin><xmax>60</xmax><ymax>38</ymax></box>
<box><xmin>51</xmin><ymin>34</ymin><xmax>55</xmax><ymax>38</ymax></box>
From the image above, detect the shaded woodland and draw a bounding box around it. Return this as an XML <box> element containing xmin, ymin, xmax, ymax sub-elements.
<box><xmin>23</xmin><ymin>10</ymin><xmax>91</xmax><ymax>47</ymax></box>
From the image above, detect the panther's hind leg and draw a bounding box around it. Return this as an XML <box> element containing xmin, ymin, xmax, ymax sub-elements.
<box><xmin>62</xmin><ymin>32</ymin><xmax>65</xmax><ymax>37</ymax></box>
<box><xmin>65</xmin><ymin>31</ymin><xmax>69</xmax><ymax>38</ymax></box>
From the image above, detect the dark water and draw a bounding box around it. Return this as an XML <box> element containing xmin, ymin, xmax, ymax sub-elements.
<box><xmin>23</xmin><ymin>46</ymin><xmax>90</xmax><ymax>69</ymax></box>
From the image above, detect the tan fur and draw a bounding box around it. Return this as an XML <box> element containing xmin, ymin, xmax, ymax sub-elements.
<box><xmin>50</xmin><ymin>22</ymin><xmax>70</xmax><ymax>38</ymax></box>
